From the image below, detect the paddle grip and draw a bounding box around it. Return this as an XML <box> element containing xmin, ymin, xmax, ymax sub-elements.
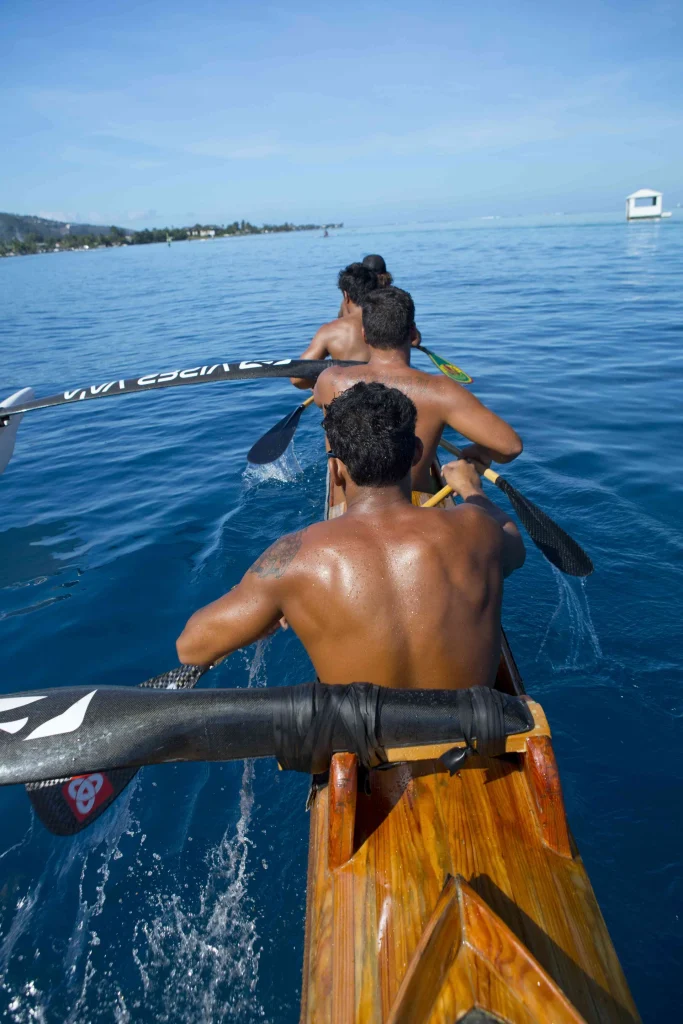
<box><xmin>430</xmin><ymin>441</ymin><xmax>500</xmax><ymax>506</ymax></box>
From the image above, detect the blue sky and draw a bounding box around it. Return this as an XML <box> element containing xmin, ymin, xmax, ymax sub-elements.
<box><xmin>2</xmin><ymin>0</ymin><xmax>682</xmax><ymax>227</ymax></box>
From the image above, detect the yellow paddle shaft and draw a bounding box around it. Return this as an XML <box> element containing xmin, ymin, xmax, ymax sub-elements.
<box><xmin>423</xmin><ymin>447</ymin><xmax>500</xmax><ymax>507</ymax></box>
<box><xmin>302</xmin><ymin>394</ymin><xmax>316</xmax><ymax>408</ymax></box>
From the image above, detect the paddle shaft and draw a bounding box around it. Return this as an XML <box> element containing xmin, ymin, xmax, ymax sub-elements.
<box><xmin>424</xmin><ymin>439</ymin><xmax>498</xmax><ymax>506</ymax></box>
<box><xmin>0</xmin><ymin>359</ymin><xmax>359</xmax><ymax>420</ymax></box>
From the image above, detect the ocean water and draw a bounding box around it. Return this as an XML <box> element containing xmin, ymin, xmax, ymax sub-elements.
<box><xmin>0</xmin><ymin>215</ymin><xmax>681</xmax><ymax>1022</ymax></box>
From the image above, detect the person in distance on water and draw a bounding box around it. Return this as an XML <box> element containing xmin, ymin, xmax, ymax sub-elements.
<box><xmin>314</xmin><ymin>286</ymin><xmax>522</xmax><ymax>504</ymax></box>
<box><xmin>177</xmin><ymin>383</ymin><xmax>525</xmax><ymax>690</ymax></box>
<box><xmin>290</xmin><ymin>262</ymin><xmax>379</xmax><ymax>389</ymax></box>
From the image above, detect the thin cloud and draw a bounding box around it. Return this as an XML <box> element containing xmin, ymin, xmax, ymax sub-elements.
<box><xmin>126</xmin><ymin>209</ymin><xmax>158</xmax><ymax>222</ymax></box>
<box><xmin>185</xmin><ymin>137</ymin><xmax>283</xmax><ymax>160</ymax></box>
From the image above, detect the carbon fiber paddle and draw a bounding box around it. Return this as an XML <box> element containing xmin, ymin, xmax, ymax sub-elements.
<box><xmin>0</xmin><ymin>358</ymin><xmax>360</xmax><ymax>476</ymax></box>
<box><xmin>247</xmin><ymin>395</ymin><xmax>316</xmax><ymax>464</ymax></box>
<box><xmin>25</xmin><ymin>663</ymin><xmax>209</xmax><ymax>836</ymax></box>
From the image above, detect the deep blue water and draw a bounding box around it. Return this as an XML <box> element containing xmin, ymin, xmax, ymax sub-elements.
<box><xmin>0</xmin><ymin>216</ymin><xmax>681</xmax><ymax>1022</ymax></box>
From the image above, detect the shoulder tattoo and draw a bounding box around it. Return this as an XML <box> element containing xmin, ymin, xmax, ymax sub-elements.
<box><xmin>248</xmin><ymin>529</ymin><xmax>305</xmax><ymax>579</ymax></box>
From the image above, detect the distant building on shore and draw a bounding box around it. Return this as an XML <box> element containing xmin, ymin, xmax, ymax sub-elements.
<box><xmin>625</xmin><ymin>188</ymin><xmax>672</xmax><ymax>221</ymax></box>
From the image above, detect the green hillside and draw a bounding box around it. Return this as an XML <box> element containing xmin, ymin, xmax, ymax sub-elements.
<box><xmin>0</xmin><ymin>212</ymin><xmax>118</xmax><ymax>243</ymax></box>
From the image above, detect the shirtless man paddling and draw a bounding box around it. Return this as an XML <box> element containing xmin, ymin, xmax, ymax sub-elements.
<box><xmin>291</xmin><ymin>262</ymin><xmax>378</xmax><ymax>389</ymax></box>
<box><xmin>177</xmin><ymin>383</ymin><xmax>525</xmax><ymax>690</ymax></box>
<box><xmin>314</xmin><ymin>287</ymin><xmax>522</xmax><ymax>498</ymax></box>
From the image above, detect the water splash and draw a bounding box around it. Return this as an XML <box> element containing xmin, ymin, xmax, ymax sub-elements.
<box><xmin>0</xmin><ymin>638</ymin><xmax>273</xmax><ymax>1024</ymax></box>
<box><xmin>62</xmin><ymin>786</ymin><xmax>140</xmax><ymax>1021</ymax></box>
<box><xmin>537</xmin><ymin>566</ymin><xmax>602</xmax><ymax>671</ymax></box>
<box><xmin>2</xmin><ymin>978</ymin><xmax>47</xmax><ymax>1024</ymax></box>
<box><xmin>242</xmin><ymin>446</ymin><xmax>302</xmax><ymax>486</ymax></box>
<box><xmin>131</xmin><ymin>641</ymin><xmax>269</xmax><ymax>1022</ymax></box>
<box><xmin>0</xmin><ymin>782</ymin><xmax>139</xmax><ymax>1024</ymax></box>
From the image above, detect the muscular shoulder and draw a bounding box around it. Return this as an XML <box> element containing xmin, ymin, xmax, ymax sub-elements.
<box><xmin>448</xmin><ymin>502</ymin><xmax>503</xmax><ymax>551</ymax></box>
<box><xmin>248</xmin><ymin>521</ymin><xmax>340</xmax><ymax>581</ymax></box>
<box><xmin>248</xmin><ymin>528</ymin><xmax>308</xmax><ymax>580</ymax></box>
<box><xmin>315</xmin><ymin>364</ymin><xmax>358</xmax><ymax>405</ymax></box>
<box><xmin>315</xmin><ymin>319</ymin><xmax>342</xmax><ymax>342</ymax></box>
<box><xmin>315</xmin><ymin>318</ymin><xmax>354</xmax><ymax>349</ymax></box>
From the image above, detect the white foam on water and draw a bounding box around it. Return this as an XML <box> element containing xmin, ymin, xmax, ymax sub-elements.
<box><xmin>242</xmin><ymin>446</ymin><xmax>302</xmax><ymax>486</ymax></box>
<box><xmin>0</xmin><ymin>886</ymin><xmax>44</xmax><ymax>977</ymax></box>
<box><xmin>1</xmin><ymin>978</ymin><xmax>47</xmax><ymax>1024</ymax></box>
<box><xmin>537</xmin><ymin>566</ymin><xmax>602</xmax><ymax>671</ymax></box>
<box><xmin>113</xmin><ymin>989</ymin><xmax>130</xmax><ymax>1023</ymax></box>
<box><xmin>61</xmin><ymin>786</ymin><xmax>140</xmax><ymax>1021</ymax></box>
<box><xmin>0</xmin><ymin>781</ymin><xmax>139</xmax><ymax>1024</ymax></box>
<box><xmin>0</xmin><ymin>821</ymin><xmax>40</xmax><ymax>974</ymax></box>
<box><xmin>131</xmin><ymin>640</ymin><xmax>269</xmax><ymax>1022</ymax></box>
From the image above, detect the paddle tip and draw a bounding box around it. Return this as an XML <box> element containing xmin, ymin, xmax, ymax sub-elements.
<box><xmin>0</xmin><ymin>387</ymin><xmax>35</xmax><ymax>475</ymax></box>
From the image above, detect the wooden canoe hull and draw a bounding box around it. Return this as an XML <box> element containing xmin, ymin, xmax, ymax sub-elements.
<box><xmin>300</xmin><ymin>464</ymin><xmax>639</xmax><ymax>1023</ymax></box>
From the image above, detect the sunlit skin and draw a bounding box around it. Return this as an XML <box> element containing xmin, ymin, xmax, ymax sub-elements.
<box><xmin>290</xmin><ymin>291</ymin><xmax>370</xmax><ymax>389</ymax></box>
<box><xmin>291</xmin><ymin>286</ymin><xmax>422</xmax><ymax>389</ymax></box>
<box><xmin>314</xmin><ymin>333</ymin><xmax>523</xmax><ymax>491</ymax></box>
<box><xmin>177</xmin><ymin>458</ymin><xmax>525</xmax><ymax>689</ymax></box>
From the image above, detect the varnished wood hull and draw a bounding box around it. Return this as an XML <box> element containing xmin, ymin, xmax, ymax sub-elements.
<box><xmin>300</xmin><ymin>466</ymin><xmax>639</xmax><ymax>1024</ymax></box>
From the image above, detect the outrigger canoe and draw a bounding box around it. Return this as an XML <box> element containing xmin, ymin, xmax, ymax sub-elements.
<box><xmin>299</xmin><ymin>463</ymin><xmax>639</xmax><ymax>1024</ymax></box>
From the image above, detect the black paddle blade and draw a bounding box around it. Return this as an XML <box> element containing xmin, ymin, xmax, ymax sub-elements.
<box><xmin>26</xmin><ymin>768</ymin><xmax>138</xmax><ymax>837</ymax></box>
<box><xmin>247</xmin><ymin>403</ymin><xmax>306</xmax><ymax>464</ymax></box>
<box><xmin>25</xmin><ymin>663</ymin><xmax>207</xmax><ymax>836</ymax></box>
<box><xmin>495</xmin><ymin>477</ymin><xmax>594</xmax><ymax>577</ymax></box>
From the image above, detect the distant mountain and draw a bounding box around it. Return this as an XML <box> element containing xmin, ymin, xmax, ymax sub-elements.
<box><xmin>0</xmin><ymin>212</ymin><xmax>120</xmax><ymax>243</ymax></box>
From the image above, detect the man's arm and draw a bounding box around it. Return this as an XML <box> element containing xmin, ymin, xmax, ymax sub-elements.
<box><xmin>290</xmin><ymin>327</ymin><xmax>332</xmax><ymax>390</ymax></box>
<box><xmin>441</xmin><ymin>460</ymin><xmax>525</xmax><ymax>577</ymax></box>
<box><xmin>176</xmin><ymin>531</ymin><xmax>304</xmax><ymax>665</ymax></box>
<box><xmin>440</xmin><ymin>380</ymin><xmax>522</xmax><ymax>464</ymax></box>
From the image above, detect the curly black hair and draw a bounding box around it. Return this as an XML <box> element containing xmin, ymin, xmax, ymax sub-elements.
<box><xmin>323</xmin><ymin>381</ymin><xmax>417</xmax><ymax>486</ymax></box>
<box><xmin>337</xmin><ymin>263</ymin><xmax>379</xmax><ymax>305</ymax></box>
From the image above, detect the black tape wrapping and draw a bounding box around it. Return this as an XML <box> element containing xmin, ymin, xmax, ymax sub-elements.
<box><xmin>274</xmin><ymin>682</ymin><xmax>386</xmax><ymax>774</ymax></box>
<box><xmin>0</xmin><ymin>680</ymin><xmax>534</xmax><ymax>788</ymax></box>
<box><xmin>437</xmin><ymin>686</ymin><xmax>508</xmax><ymax>775</ymax></box>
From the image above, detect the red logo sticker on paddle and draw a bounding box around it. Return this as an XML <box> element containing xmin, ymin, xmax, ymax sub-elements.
<box><xmin>62</xmin><ymin>773</ymin><xmax>114</xmax><ymax>821</ymax></box>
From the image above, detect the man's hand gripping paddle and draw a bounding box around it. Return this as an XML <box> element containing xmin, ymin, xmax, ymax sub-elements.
<box><xmin>428</xmin><ymin>438</ymin><xmax>594</xmax><ymax>578</ymax></box>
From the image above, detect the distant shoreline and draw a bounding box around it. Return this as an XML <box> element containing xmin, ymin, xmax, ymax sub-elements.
<box><xmin>0</xmin><ymin>217</ymin><xmax>343</xmax><ymax>258</ymax></box>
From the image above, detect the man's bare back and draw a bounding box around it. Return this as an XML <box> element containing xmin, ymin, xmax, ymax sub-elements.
<box><xmin>177</xmin><ymin>474</ymin><xmax>517</xmax><ymax>689</ymax></box>
<box><xmin>291</xmin><ymin>262</ymin><xmax>378</xmax><ymax>388</ymax></box>
<box><xmin>177</xmin><ymin>383</ymin><xmax>525</xmax><ymax>690</ymax></box>
<box><xmin>302</xmin><ymin>312</ymin><xmax>370</xmax><ymax>362</ymax></box>
<box><xmin>315</xmin><ymin>357</ymin><xmax>521</xmax><ymax>491</ymax></box>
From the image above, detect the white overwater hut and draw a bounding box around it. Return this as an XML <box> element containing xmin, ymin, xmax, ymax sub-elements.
<box><xmin>625</xmin><ymin>188</ymin><xmax>672</xmax><ymax>221</ymax></box>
